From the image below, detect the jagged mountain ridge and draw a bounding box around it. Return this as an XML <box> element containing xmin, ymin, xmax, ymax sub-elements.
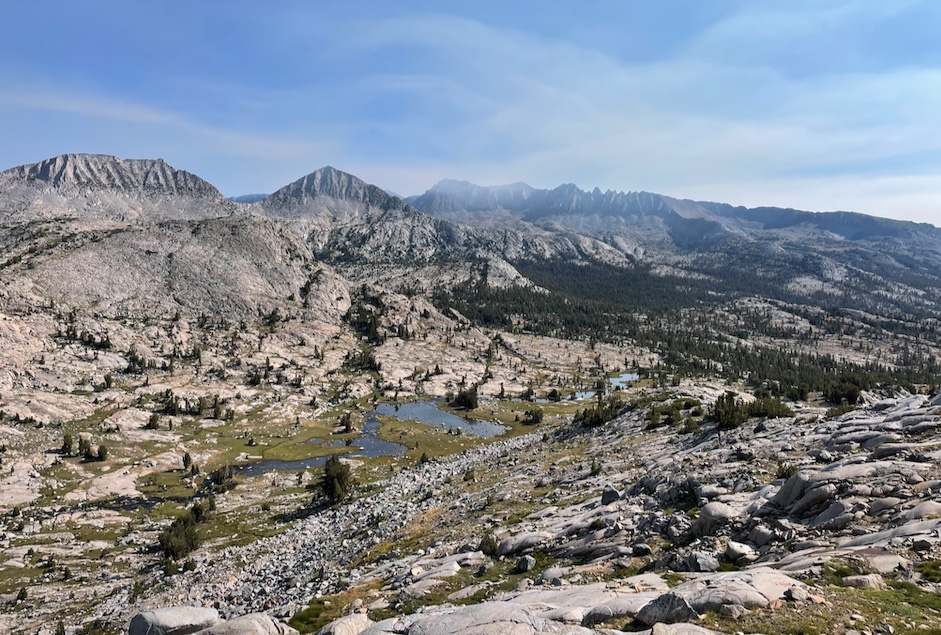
<box><xmin>2</xmin><ymin>153</ymin><xmax>219</xmax><ymax>197</ymax></box>
<box><xmin>0</xmin><ymin>153</ymin><xmax>237</xmax><ymax>224</ymax></box>
<box><xmin>409</xmin><ymin>177</ymin><xmax>941</xmax><ymax>314</ymax></box>
<box><xmin>410</xmin><ymin>178</ymin><xmax>941</xmax><ymax>241</ymax></box>
<box><xmin>2</xmin><ymin>153</ymin><xmax>941</xmax><ymax>319</ymax></box>
<box><xmin>0</xmin><ymin>155</ymin><xmax>348</xmax><ymax>319</ymax></box>
<box><xmin>257</xmin><ymin>166</ymin><xmax>627</xmax><ymax>272</ymax></box>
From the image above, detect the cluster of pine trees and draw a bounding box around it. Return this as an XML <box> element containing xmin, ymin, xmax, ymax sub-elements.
<box><xmin>434</xmin><ymin>258</ymin><xmax>941</xmax><ymax>399</ymax></box>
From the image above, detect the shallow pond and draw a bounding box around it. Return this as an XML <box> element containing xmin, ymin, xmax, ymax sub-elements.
<box><xmin>236</xmin><ymin>420</ymin><xmax>407</xmax><ymax>477</ymax></box>
<box><xmin>375</xmin><ymin>400</ymin><xmax>507</xmax><ymax>438</ymax></box>
<box><xmin>236</xmin><ymin>400</ymin><xmax>504</xmax><ymax>476</ymax></box>
<box><xmin>571</xmin><ymin>372</ymin><xmax>639</xmax><ymax>400</ymax></box>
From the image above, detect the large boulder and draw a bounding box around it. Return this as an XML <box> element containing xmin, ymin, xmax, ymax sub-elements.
<box><xmin>580</xmin><ymin>595</ymin><xmax>658</xmax><ymax>626</ymax></box>
<box><xmin>129</xmin><ymin>607</ymin><xmax>221</xmax><ymax>635</ymax></box>
<box><xmin>693</xmin><ymin>502</ymin><xmax>737</xmax><ymax>536</ymax></box>
<box><xmin>497</xmin><ymin>532</ymin><xmax>553</xmax><ymax>557</ymax></box>
<box><xmin>634</xmin><ymin>593</ymin><xmax>699</xmax><ymax>626</ymax></box>
<box><xmin>672</xmin><ymin>569</ymin><xmax>806</xmax><ymax>613</ymax></box>
<box><xmin>315</xmin><ymin>614</ymin><xmax>374</xmax><ymax>635</ymax></box>
<box><xmin>601</xmin><ymin>484</ymin><xmax>620</xmax><ymax>505</ymax></box>
<box><xmin>195</xmin><ymin>613</ymin><xmax>298</xmax><ymax>635</ymax></box>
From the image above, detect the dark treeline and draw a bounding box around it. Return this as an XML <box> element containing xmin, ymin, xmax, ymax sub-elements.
<box><xmin>433</xmin><ymin>259</ymin><xmax>941</xmax><ymax>399</ymax></box>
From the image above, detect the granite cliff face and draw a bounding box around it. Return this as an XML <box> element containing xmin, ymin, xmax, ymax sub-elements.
<box><xmin>0</xmin><ymin>154</ymin><xmax>234</xmax><ymax>224</ymax></box>
<box><xmin>0</xmin><ymin>155</ymin><xmax>346</xmax><ymax>320</ymax></box>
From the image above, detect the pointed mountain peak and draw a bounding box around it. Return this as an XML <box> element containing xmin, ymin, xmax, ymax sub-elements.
<box><xmin>0</xmin><ymin>153</ymin><xmax>222</xmax><ymax>198</ymax></box>
<box><xmin>263</xmin><ymin>166</ymin><xmax>408</xmax><ymax>211</ymax></box>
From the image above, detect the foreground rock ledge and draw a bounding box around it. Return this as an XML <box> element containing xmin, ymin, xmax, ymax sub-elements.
<box><xmin>129</xmin><ymin>609</ymin><xmax>297</xmax><ymax>635</ymax></box>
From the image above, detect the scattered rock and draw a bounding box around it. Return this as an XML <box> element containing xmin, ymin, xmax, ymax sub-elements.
<box><xmin>601</xmin><ymin>484</ymin><xmax>620</xmax><ymax>505</ymax></box>
<box><xmin>784</xmin><ymin>585</ymin><xmax>810</xmax><ymax>602</ymax></box>
<box><xmin>842</xmin><ymin>574</ymin><xmax>887</xmax><ymax>590</ymax></box>
<box><xmin>516</xmin><ymin>554</ymin><xmax>537</xmax><ymax>573</ymax></box>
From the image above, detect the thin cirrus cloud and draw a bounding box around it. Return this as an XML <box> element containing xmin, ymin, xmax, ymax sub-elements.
<box><xmin>341</xmin><ymin>10</ymin><xmax>941</xmax><ymax>223</ymax></box>
<box><xmin>0</xmin><ymin>89</ymin><xmax>326</xmax><ymax>161</ymax></box>
<box><xmin>0</xmin><ymin>1</ymin><xmax>938</xmax><ymax>225</ymax></box>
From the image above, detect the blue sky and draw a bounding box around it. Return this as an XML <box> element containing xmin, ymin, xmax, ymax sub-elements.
<box><xmin>2</xmin><ymin>1</ymin><xmax>940</xmax><ymax>225</ymax></box>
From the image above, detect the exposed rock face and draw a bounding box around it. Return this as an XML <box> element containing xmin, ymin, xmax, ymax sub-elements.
<box><xmin>0</xmin><ymin>155</ymin><xmax>353</xmax><ymax>319</ymax></box>
<box><xmin>0</xmin><ymin>213</ymin><xmax>349</xmax><ymax>319</ymax></box>
<box><xmin>3</xmin><ymin>154</ymin><xmax>220</xmax><ymax>198</ymax></box>
<box><xmin>2</xmin><ymin>153</ymin><xmax>941</xmax><ymax>635</ymax></box>
<box><xmin>360</xmin><ymin>603</ymin><xmax>601</xmax><ymax>635</ymax></box>
<box><xmin>129</xmin><ymin>606</ymin><xmax>220</xmax><ymax>635</ymax></box>
<box><xmin>4</xmin><ymin>153</ymin><xmax>941</xmax><ymax>323</ymax></box>
<box><xmin>409</xmin><ymin>177</ymin><xmax>941</xmax><ymax>315</ymax></box>
<box><xmin>671</xmin><ymin>569</ymin><xmax>806</xmax><ymax>612</ymax></box>
<box><xmin>314</xmin><ymin>613</ymin><xmax>374</xmax><ymax>635</ymax></box>
<box><xmin>0</xmin><ymin>153</ymin><xmax>234</xmax><ymax>223</ymax></box>
<box><xmin>259</xmin><ymin>166</ymin><xmax>464</xmax><ymax>265</ymax></box>
<box><xmin>193</xmin><ymin>613</ymin><xmax>298</xmax><ymax>635</ymax></box>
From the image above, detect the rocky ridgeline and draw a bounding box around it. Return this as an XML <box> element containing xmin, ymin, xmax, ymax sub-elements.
<box><xmin>127</xmin><ymin>387</ymin><xmax>941</xmax><ymax>635</ymax></box>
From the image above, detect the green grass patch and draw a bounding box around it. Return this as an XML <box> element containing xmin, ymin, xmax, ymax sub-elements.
<box><xmin>0</xmin><ymin>565</ymin><xmax>45</xmax><ymax>596</ymax></box>
<box><xmin>701</xmin><ymin>580</ymin><xmax>941</xmax><ymax>635</ymax></box>
<box><xmin>138</xmin><ymin>470</ymin><xmax>196</xmax><ymax>501</ymax></box>
<box><xmin>915</xmin><ymin>560</ymin><xmax>941</xmax><ymax>583</ymax></box>
<box><xmin>289</xmin><ymin>581</ymin><xmax>384</xmax><ymax>633</ymax></box>
<box><xmin>375</xmin><ymin>417</ymin><xmax>483</xmax><ymax>461</ymax></box>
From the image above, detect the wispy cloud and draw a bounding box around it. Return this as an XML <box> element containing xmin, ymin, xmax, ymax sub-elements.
<box><xmin>340</xmin><ymin>10</ymin><xmax>941</xmax><ymax>223</ymax></box>
<box><xmin>1</xmin><ymin>2</ymin><xmax>938</xmax><ymax>223</ymax></box>
<box><xmin>0</xmin><ymin>89</ymin><xmax>326</xmax><ymax>160</ymax></box>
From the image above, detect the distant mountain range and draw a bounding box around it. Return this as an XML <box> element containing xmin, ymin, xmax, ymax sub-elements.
<box><xmin>2</xmin><ymin>153</ymin><xmax>940</xmax><ymax>321</ymax></box>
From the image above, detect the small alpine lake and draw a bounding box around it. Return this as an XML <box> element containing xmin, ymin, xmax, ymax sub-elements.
<box><xmin>235</xmin><ymin>399</ymin><xmax>506</xmax><ymax>476</ymax></box>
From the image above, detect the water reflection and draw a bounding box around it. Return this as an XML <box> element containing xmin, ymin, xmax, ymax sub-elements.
<box><xmin>236</xmin><ymin>400</ymin><xmax>505</xmax><ymax>476</ymax></box>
